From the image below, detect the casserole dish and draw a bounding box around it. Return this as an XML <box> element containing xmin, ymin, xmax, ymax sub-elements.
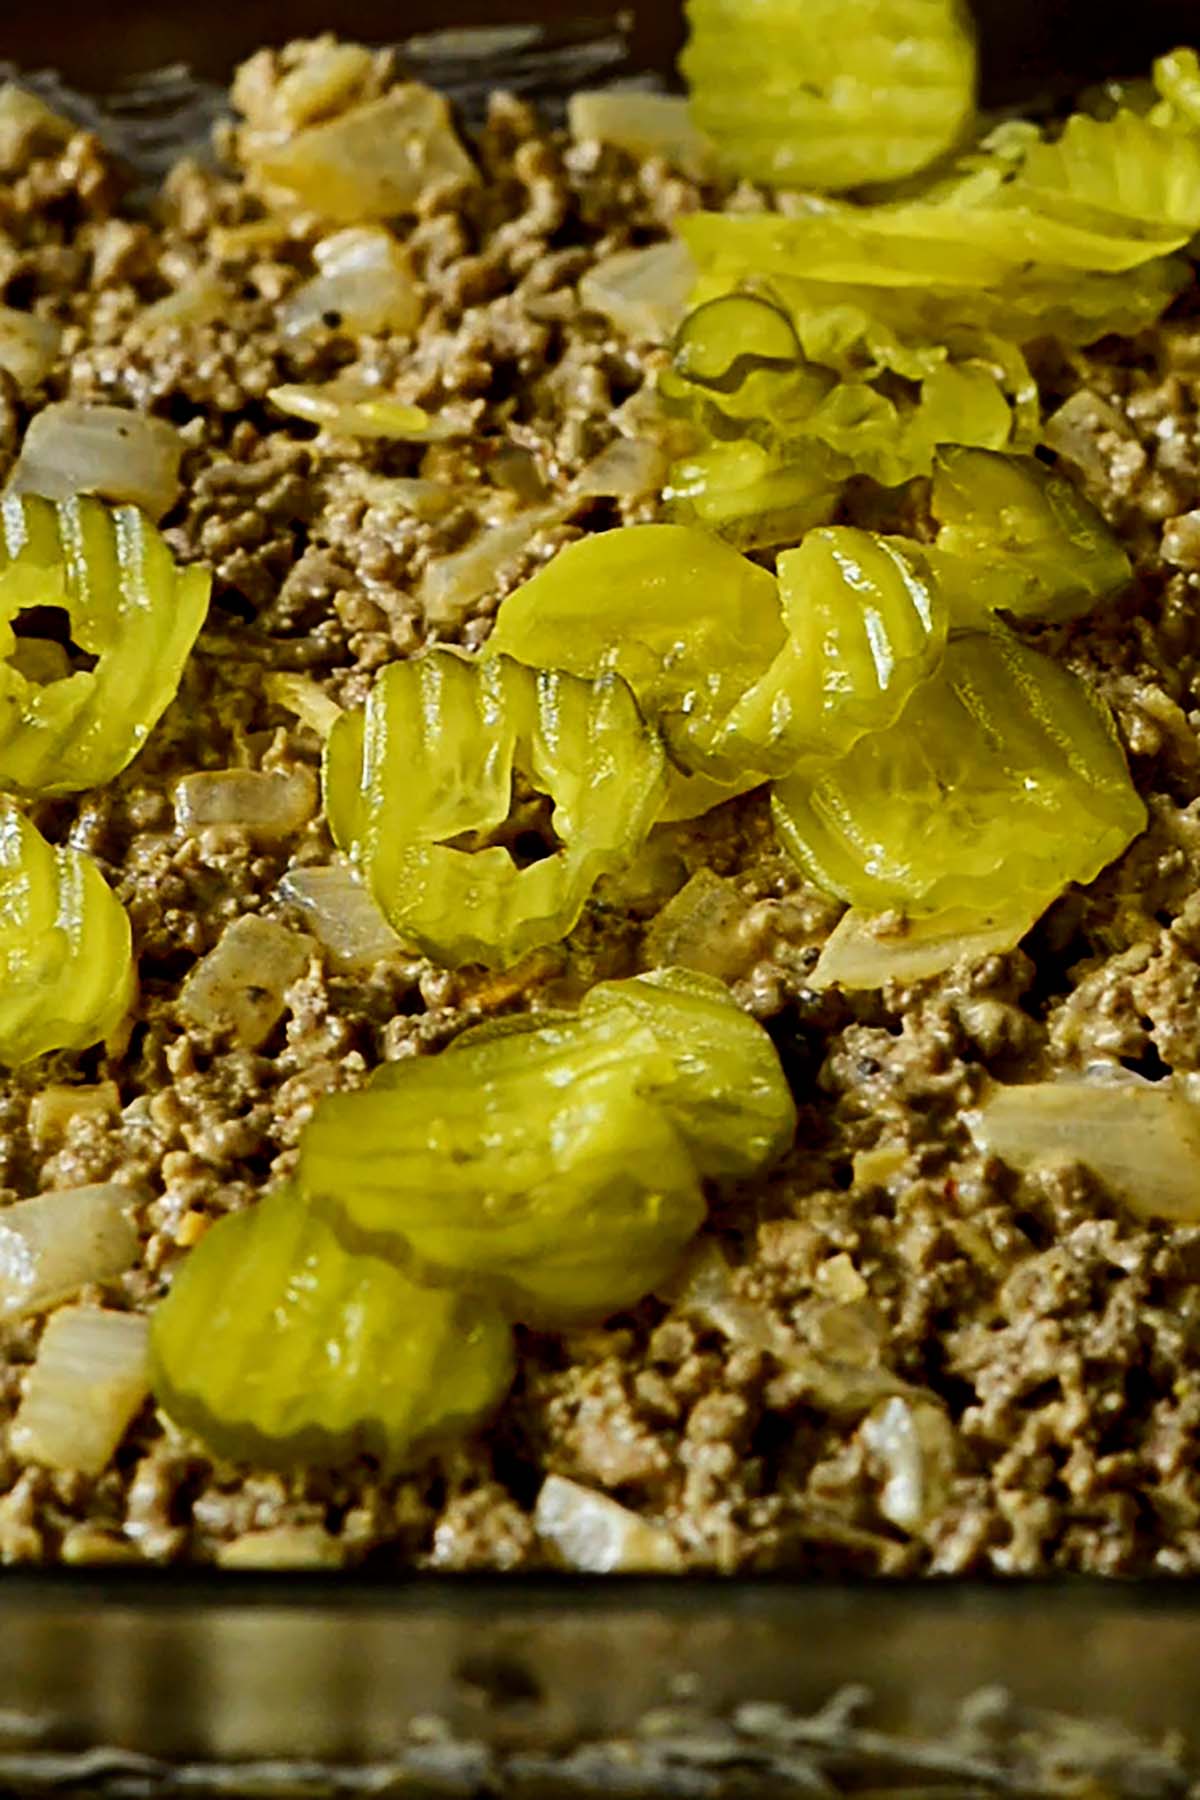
<box><xmin>1</xmin><ymin>4</ymin><xmax>1199</xmax><ymax>1791</ymax></box>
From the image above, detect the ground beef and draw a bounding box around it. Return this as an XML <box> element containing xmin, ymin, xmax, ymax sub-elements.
<box><xmin>1</xmin><ymin>38</ymin><xmax>1200</xmax><ymax>1578</ymax></box>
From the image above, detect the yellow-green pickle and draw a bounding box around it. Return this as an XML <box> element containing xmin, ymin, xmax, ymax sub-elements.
<box><xmin>0</xmin><ymin>495</ymin><xmax>210</xmax><ymax>793</ymax></box>
<box><xmin>0</xmin><ymin>795</ymin><xmax>133</xmax><ymax>1065</ymax></box>
<box><xmin>324</xmin><ymin>646</ymin><xmax>666</xmax><ymax>969</ymax></box>
<box><xmin>150</xmin><ymin>1189</ymin><xmax>515</xmax><ymax>1471</ymax></box>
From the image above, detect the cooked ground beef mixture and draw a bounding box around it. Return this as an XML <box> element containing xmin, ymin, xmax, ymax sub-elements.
<box><xmin>2</xmin><ymin>35</ymin><xmax>1200</xmax><ymax>1577</ymax></box>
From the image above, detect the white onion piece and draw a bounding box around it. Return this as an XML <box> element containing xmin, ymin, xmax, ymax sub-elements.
<box><xmin>279</xmin><ymin>865</ymin><xmax>406</xmax><ymax>972</ymax></box>
<box><xmin>420</xmin><ymin>504</ymin><xmax>565</xmax><ymax>627</ymax></box>
<box><xmin>28</xmin><ymin>1082</ymin><xmax>119</xmax><ymax>1147</ymax></box>
<box><xmin>642</xmin><ymin>867</ymin><xmax>756</xmax><ymax>980</ymax></box>
<box><xmin>966</xmin><ymin>1069</ymin><xmax>1200</xmax><ymax>1222</ymax></box>
<box><xmin>217</xmin><ymin>1525</ymin><xmax>346</xmax><ymax>1569</ymax></box>
<box><xmin>281</xmin><ymin>226</ymin><xmax>421</xmax><ymax>339</ymax></box>
<box><xmin>0</xmin><ymin>307</ymin><xmax>61</xmax><ymax>390</ymax></box>
<box><xmin>0</xmin><ymin>84</ymin><xmax>72</xmax><ymax>163</ymax></box>
<box><xmin>534</xmin><ymin>1475</ymin><xmax>682</xmax><ymax>1573</ymax></box>
<box><xmin>860</xmin><ymin>1397</ymin><xmax>955</xmax><ymax>1534</ymax></box>
<box><xmin>568</xmin><ymin>90</ymin><xmax>714</xmax><ymax>179</ymax></box>
<box><xmin>0</xmin><ymin>1184</ymin><xmax>139</xmax><ymax>1321</ymax></box>
<box><xmin>673</xmin><ymin>1241</ymin><xmax>910</xmax><ymax>1416</ymax></box>
<box><xmin>179</xmin><ymin>915</ymin><xmax>311</xmax><ymax>1048</ymax></box>
<box><xmin>580</xmin><ymin>239</ymin><xmax>696</xmax><ymax>344</ymax></box>
<box><xmin>7</xmin><ymin>403</ymin><xmax>184</xmax><ymax>521</ymax></box>
<box><xmin>1043</xmin><ymin>389</ymin><xmax>1133</xmax><ymax>485</ymax></box>
<box><xmin>572</xmin><ymin>435</ymin><xmax>668</xmax><ymax>499</ymax></box>
<box><xmin>813</xmin><ymin>900</ymin><xmax>1043</xmax><ymax>992</ymax></box>
<box><xmin>12</xmin><ymin>1305</ymin><xmax>149</xmax><ymax>1475</ymax></box>
<box><xmin>136</xmin><ymin>273</ymin><xmax>227</xmax><ymax>333</ymax></box>
<box><xmin>268</xmin><ymin>382</ymin><xmax>453</xmax><ymax>441</ymax></box>
<box><xmin>251</xmin><ymin>85</ymin><xmax>477</xmax><ymax>223</ymax></box>
<box><xmin>174</xmin><ymin>769</ymin><xmax>316</xmax><ymax>839</ymax></box>
<box><xmin>264</xmin><ymin>672</ymin><xmax>344</xmax><ymax>738</ymax></box>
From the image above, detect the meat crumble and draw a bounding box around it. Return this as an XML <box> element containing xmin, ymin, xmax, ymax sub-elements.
<box><xmin>1</xmin><ymin>36</ymin><xmax>1200</xmax><ymax>1578</ymax></box>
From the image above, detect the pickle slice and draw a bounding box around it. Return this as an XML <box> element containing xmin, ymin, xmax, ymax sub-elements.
<box><xmin>681</xmin><ymin>0</ymin><xmax>977</xmax><ymax>192</ymax></box>
<box><xmin>699</xmin><ymin>528</ymin><xmax>948</xmax><ymax>779</ymax></box>
<box><xmin>325</xmin><ymin>648</ymin><xmax>666</xmax><ymax>970</ymax></box>
<box><xmin>771</xmin><ymin>629</ymin><xmax>1146</xmax><ymax>913</ymax></box>
<box><xmin>150</xmin><ymin>1188</ymin><xmax>514</xmax><ymax>1472</ymax></box>
<box><xmin>0</xmin><ymin>796</ymin><xmax>134</xmax><ymax>1065</ymax></box>
<box><xmin>583</xmin><ymin>968</ymin><xmax>797</xmax><ymax>1179</ymax></box>
<box><xmin>486</xmin><ymin>524</ymin><xmax>785</xmax><ymax>776</ymax></box>
<box><xmin>0</xmin><ymin>496</ymin><xmax>210</xmax><ymax>794</ymax></box>
<box><xmin>301</xmin><ymin>1010</ymin><xmax>705</xmax><ymax>1324</ymax></box>
<box><xmin>931</xmin><ymin>446</ymin><xmax>1131</xmax><ymax>623</ymax></box>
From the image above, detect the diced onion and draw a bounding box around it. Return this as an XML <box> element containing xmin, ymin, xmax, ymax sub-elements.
<box><xmin>572</xmin><ymin>435</ymin><xmax>669</xmax><ymax>499</ymax></box>
<box><xmin>264</xmin><ymin>672</ymin><xmax>344</xmax><ymax>738</ymax></box>
<box><xmin>580</xmin><ymin>240</ymin><xmax>697</xmax><ymax>344</ymax></box>
<box><xmin>280</xmin><ymin>226</ymin><xmax>421</xmax><ymax>339</ymax></box>
<box><xmin>420</xmin><ymin>505</ymin><xmax>565</xmax><ymax>627</ymax></box>
<box><xmin>0</xmin><ymin>1184</ymin><xmax>140</xmax><ymax>1320</ymax></box>
<box><xmin>568</xmin><ymin>90</ymin><xmax>714</xmax><ymax>180</ymax></box>
<box><xmin>279</xmin><ymin>864</ymin><xmax>406</xmax><ymax>971</ymax></box>
<box><xmin>216</xmin><ymin>1525</ymin><xmax>346</xmax><ymax>1569</ymax></box>
<box><xmin>7</xmin><ymin>403</ymin><xmax>184</xmax><ymax>521</ymax></box>
<box><xmin>642</xmin><ymin>867</ymin><xmax>757</xmax><ymax>981</ymax></box>
<box><xmin>0</xmin><ymin>307</ymin><xmax>61</xmax><ymax>390</ymax></box>
<box><xmin>12</xmin><ymin>1305</ymin><xmax>149</xmax><ymax>1476</ymax></box>
<box><xmin>174</xmin><ymin>769</ymin><xmax>317</xmax><ymax>839</ymax></box>
<box><xmin>860</xmin><ymin>1396</ymin><xmax>956</xmax><ymax>1534</ymax></box>
<box><xmin>257</xmin><ymin>43</ymin><xmax>376</xmax><ymax>134</ymax></box>
<box><xmin>179</xmin><ymin>915</ymin><xmax>311</xmax><ymax>1048</ymax></box>
<box><xmin>28</xmin><ymin>1082</ymin><xmax>119</xmax><ymax>1147</ymax></box>
<box><xmin>0</xmin><ymin>84</ymin><xmax>72</xmax><ymax>164</ymax></box>
<box><xmin>965</xmin><ymin>1069</ymin><xmax>1200</xmax><ymax>1222</ymax></box>
<box><xmin>673</xmin><ymin>1240</ymin><xmax>911</xmax><ymax>1415</ymax></box>
<box><xmin>268</xmin><ymin>382</ymin><xmax>449</xmax><ymax>441</ymax></box>
<box><xmin>249</xmin><ymin>85</ymin><xmax>477</xmax><ymax>223</ymax></box>
<box><xmin>812</xmin><ymin>900</ymin><xmax>1043</xmax><ymax>991</ymax></box>
<box><xmin>1043</xmin><ymin>389</ymin><xmax>1133</xmax><ymax>485</ymax></box>
<box><xmin>135</xmin><ymin>273</ymin><xmax>228</xmax><ymax>333</ymax></box>
<box><xmin>533</xmin><ymin>1474</ymin><xmax>682</xmax><ymax>1573</ymax></box>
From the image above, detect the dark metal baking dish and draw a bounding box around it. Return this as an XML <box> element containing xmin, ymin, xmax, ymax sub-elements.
<box><xmin>1</xmin><ymin>3</ymin><xmax>1200</xmax><ymax>1792</ymax></box>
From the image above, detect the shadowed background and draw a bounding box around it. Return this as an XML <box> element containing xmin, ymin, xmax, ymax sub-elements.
<box><xmin>4</xmin><ymin>0</ymin><xmax>1200</xmax><ymax>98</ymax></box>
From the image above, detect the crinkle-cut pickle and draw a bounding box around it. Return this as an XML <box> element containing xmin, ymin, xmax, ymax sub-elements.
<box><xmin>485</xmin><ymin>523</ymin><xmax>784</xmax><ymax>777</ymax></box>
<box><xmin>771</xmin><ymin>629</ymin><xmax>1147</xmax><ymax>914</ymax></box>
<box><xmin>300</xmin><ymin>1008</ymin><xmax>706</xmax><ymax>1324</ymax></box>
<box><xmin>661</xmin><ymin>293</ymin><xmax>1037</xmax><ymax>512</ymax></box>
<box><xmin>324</xmin><ymin>647</ymin><xmax>666</xmax><ymax>969</ymax></box>
<box><xmin>0</xmin><ymin>795</ymin><xmax>133</xmax><ymax>1066</ymax></box>
<box><xmin>0</xmin><ymin>495</ymin><xmax>210</xmax><ymax>794</ymax></box>
<box><xmin>695</xmin><ymin>527</ymin><xmax>948</xmax><ymax>780</ymax></box>
<box><xmin>581</xmin><ymin>968</ymin><xmax>797</xmax><ymax>1180</ymax></box>
<box><xmin>681</xmin><ymin>0</ymin><xmax>977</xmax><ymax>192</ymax></box>
<box><xmin>930</xmin><ymin>446</ymin><xmax>1130</xmax><ymax>623</ymax></box>
<box><xmin>150</xmin><ymin>1188</ymin><xmax>514</xmax><ymax>1472</ymax></box>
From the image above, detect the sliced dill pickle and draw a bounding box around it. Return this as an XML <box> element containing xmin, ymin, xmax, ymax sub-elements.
<box><xmin>1014</xmin><ymin>108</ymin><xmax>1200</xmax><ymax>239</ymax></box>
<box><xmin>698</xmin><ymin>528</ymin><xmax>948</xmax><ymax>780</ymax></box>
<box><xmin>663</xmin><ymin>439</ymin><xmax>844</xmax><ymax>550</ymax></box>
<box><xmin>0</xmin><ymin>496</ymin><xmax>210</xmax><ymax>794</ymax></box>
<box><xmin>486</xmin><ymin>524</ymin><xmax>784</xmax><ymax>777</ymax></box>
<box><xmin>0</xmin><ymin>795</ymin><xmax>134</xmax><ymax>1065</ymax></box>
<box><xmin>681</xmin><ymin>0</ymin><xmax>977</xmax><ymax>192</ymax></box>
<box><xmin>324</xmin><ymin>648</ymin><xmax>666</xmax><ymax>969</ymax></box>
<box><xmin>150</xmin><ymin>1188</ymin><xmax>514</xmax><ymax>1472</ymax></box>
<box><xmin>583</xmin><ymin>968</ymin><xmax>796</xmax><ymax>1179</ymax></box>
<box><xmin>931</xmin><ymin>446</ymin><xmax>1131</xmax><ymax>622</ymax></box>
<box><xmin>679</xmin><ymin>194</ymin><xmax>1188</xmax><ymax>289</ymax></box>
<box><xmin>771</xmin><ymin>629</ymin><xmax>1147</xmax><ymax>912</ymax></box>
<box><xmin>300</xmin><ymin>1010</ymin><xmax>705</xmax><ymax>1324</ymax></box>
